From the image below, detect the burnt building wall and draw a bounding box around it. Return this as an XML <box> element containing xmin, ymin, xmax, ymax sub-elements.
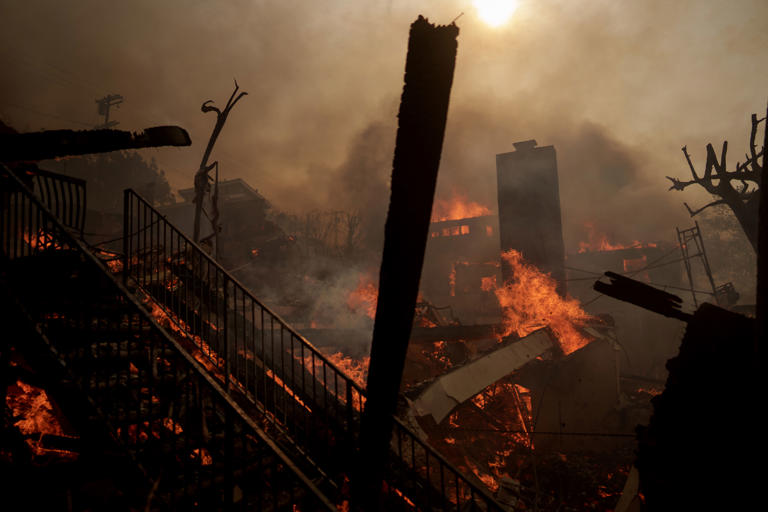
<box><xmin>496</xmin><ymin>140</ymin><xmax>566</xmax><ymax>294</ymax></box>
<box><xmin>420</xmin><ymin>215</ymin><xmax>502</xmax><ymax>324</ymax></box>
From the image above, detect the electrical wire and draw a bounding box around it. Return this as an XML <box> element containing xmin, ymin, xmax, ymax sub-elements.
<box><xmin>447</xmin><ymin>427</ymin><xmax>635</xmax><ymax>438</ymax></box>
<box><xmin>0</xmin><ymin>100</ymin><xmax>93</xmax><ymax>128</ymax></box>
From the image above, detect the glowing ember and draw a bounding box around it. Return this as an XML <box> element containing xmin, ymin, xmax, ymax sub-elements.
<box><xmin>494</xmin><ymin>249</ymin><xmax>594</xmax><ymax>355</ymax></box>
<box><xmin>192</xmin><ymin>447</ymin><xmax>213</xmax><ymax>465</ymax></box>
<box><xmin>637</xmin><ymin>386</ymin><xmax>662</xmax><ymax>397</ymax></box>
<box><xmin>428</xmin><ymin>340</ymin><xmax>453</xmax><ymax>369</ymax></box>
<box><xmin>7</xmin><ymin>380</ymin><xmax>64</xmax><ymax>438</ymax></box>
<box><xmin>162</xmin><ymin>418</ymin><xmax>184</xmax><ymax>434</ymax></box>
<box><xmin>23</xmin><ymin>229</ymin><xmax>62</xmax><ymax>251</ymax></box>
<box><xmin>467</xmin><ymin>459</ymin><xmax>499</xmax><ymax>492</ymax></box>
<box><xmin>480</xmin><ymin>275</ymin><xmax>497</xmax><ymax>292</ymax></box>
<box><xmin>431</xmin><ymin>190</ymin><xmax>492</xmax><ymax>222</ymax></box>
<box><xmin>346</xmin><ymin>275</ymin><xmax>378</xmax><ymax>319</ymax></box>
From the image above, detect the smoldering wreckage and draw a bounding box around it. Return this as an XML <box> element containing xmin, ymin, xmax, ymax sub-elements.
<box><xmin>1</xmin><ymin>15</ymin><xmax>765</xmax><ymax>512</ymax></box>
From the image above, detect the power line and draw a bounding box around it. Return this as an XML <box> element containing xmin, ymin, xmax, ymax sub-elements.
<box><xmin>0</xmin><ymin>100</ymin><xmax>93</xmax><ymax>127</ymax></box>
<box><xmin>0</xmin><ymin>42</ymin><xmax>107</xmax><ymax>96</ymax></box>
<box><xmin>447</xmin><ymin>427</ymin><xmax>635</xmax><ymax>438</ymax></box>
<box><xmin>580</xmin><ymin>245</ymin><xmax>683</xmax><ymax>307</ymax></box>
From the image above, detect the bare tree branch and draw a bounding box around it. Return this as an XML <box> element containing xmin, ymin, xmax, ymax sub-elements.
<box><xmin>670</xmin><ymin>111</ymin><xmax>764</xmax><ymax>252</ymax></box>
<box><xmin>192</xmin><ymin>81</ymin><xmax>247</xmax><ymax>249</ymax></box>
<box><xmin>683</xmin><ymin>199</ymin><xmax>728</xmax><ymax>217</ymax></box>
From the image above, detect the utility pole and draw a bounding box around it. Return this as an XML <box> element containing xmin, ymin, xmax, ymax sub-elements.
<box><xmin>95</xmin><ymin>94</ymin><xmax>124</xmax><ymax>129</ymax></box>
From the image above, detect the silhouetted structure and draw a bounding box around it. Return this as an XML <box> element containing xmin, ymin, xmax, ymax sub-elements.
<box><xmin>496</xmin><ymin>140</ymin><xmax>566</xmax><ymax>294</ymax></box>
<box><xmin>358</xmin><ymin>15</ymin><xmax>461</xmax><ymax>509</ymax></box>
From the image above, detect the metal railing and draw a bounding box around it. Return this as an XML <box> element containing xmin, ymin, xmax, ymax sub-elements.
<box><xmin>122</xmin><ymin>189</ymin><xmax>505</xmax><ymax>512</ymax></box>
<box><xmin>123</xmin><ymin>189</ymin><xmax>366</xmax><ymax>492</ymax></box>
<box><xmin>0</xmin><ymin>163</ymin><xmax>336</xmax><ymax>511</ymax></box>
<box><xmin>5</xmin><ymin>164</ymin><xmax>87</xmax><ymax>236</ymax></box>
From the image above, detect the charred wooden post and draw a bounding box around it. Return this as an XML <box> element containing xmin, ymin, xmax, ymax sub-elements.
<box><xmin>0</xmin><ymin>126</ymin><xmax>190</xmax><ymax>162</ymax></box>
<box><xmin>356</xmin><ymin>15</ymin><xmax>458</xmax><ymax>509</ymax></box>
<box><xmin>496</xmin><ymin>140</ymin><xmax>567</xmax><ymax>295</ymax></box>
<box><xmin>192</xmin><ymin>81</ymin><xmax>247</xmax><ymax>247</ymax></box>
<box><xmin>594</xmin><ymin>271</ymin><xmax>693</xmax><ymax>322</ymax></box>
<box><xmin>757</xmin><ymin>102</ymin><xmax>768</xmax><ymax>357</ymax></box>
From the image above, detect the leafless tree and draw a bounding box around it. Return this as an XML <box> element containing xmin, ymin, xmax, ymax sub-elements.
<box><xmin>192</xmin><ymin>80</ymin><xmax>247</xmax><ymax>255</ymax></box>
<box><xmin>667</xmin><ymin>111</ymin><xmax>765</xmax><ymax>252</ymax></box>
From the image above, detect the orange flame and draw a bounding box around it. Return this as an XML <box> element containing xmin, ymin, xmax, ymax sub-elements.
<box><xmin>480</xmin><ymin>275</ymin><xmax>497</xmax><ymax>292</ymax></box>
<box><xmin>495</xmin><ymin>249</ymin><xmax>594</xmax><ymax>355</ymax></box>
<box><xmin>7</xmin><ymin>380</ymin><xmax>64</xmax><ymax>438</ymax></box>
<box><xmin>577</xmin><ymin>222</ymin><xmax>656</xmax><ymax>253</ymax></box>
<box><xmin>346</xmin><ymin>275</ymin><xmax>378</xmax><ymax>319</ymax></box>
<box><xmin>191</xmin><ymin>447</ymin><xmax>213</xmax><ymax>465</ymax></box>
<box><xmin>323</xmin><ymin>352</ymin><xmax>369</xmax><ymax>389</ymax></box>
<box><xmin>431</xmin><ymin>190</ymin><xmax>492</xmax><ymax>222</ymax></box>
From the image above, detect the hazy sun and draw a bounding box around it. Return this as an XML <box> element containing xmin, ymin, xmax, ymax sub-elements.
<box><xmin>473</xmin><ymin>0</ymin><xmax>519</xmax><ymax>27</ymax></box>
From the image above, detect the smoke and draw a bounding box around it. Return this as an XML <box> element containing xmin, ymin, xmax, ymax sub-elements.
<box><xmin>1</xmin><ymin>0</ymin><xmax>766</xmax><ymax>252</ymax></box>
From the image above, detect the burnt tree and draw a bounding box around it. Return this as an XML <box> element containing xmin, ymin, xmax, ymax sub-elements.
<box><xmin>667</xmin><ymin>111</ymin><xmax>765</xmax><ymax>251</ymax></box>
<box><xmin>192</xmin><ymin>81</ymin><xmax>247</xmax><ymax>254</ymax></box>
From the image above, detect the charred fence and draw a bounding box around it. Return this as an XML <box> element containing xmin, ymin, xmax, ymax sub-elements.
<box><xmin>123</xmin><ymin>189</ymin><xmax>504</xmax><ymax>511</ymax></box>
<box><xmin>0</xmin><ymin>163</ymin><xmax>335</xmax><ymax>511</ymax></box>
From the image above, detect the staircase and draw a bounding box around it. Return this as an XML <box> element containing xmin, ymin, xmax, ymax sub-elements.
<box><xmin>1</xmin><ymin>164</ymin><xmax>504</xmax><ymax>511</ymax></box>
<box><xmin>2</xmin><ymin>165</ymin><xmax>335</xmax><ymax>511</ymax></box>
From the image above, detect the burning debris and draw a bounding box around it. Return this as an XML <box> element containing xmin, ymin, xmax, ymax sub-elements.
<box><xmin>494</xmin><ymin>249</ymin><xmax>594</xmax><ymax>355</ymax></box>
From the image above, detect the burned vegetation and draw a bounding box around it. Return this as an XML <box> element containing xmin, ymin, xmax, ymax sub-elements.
<box><xmin>2</xmin><ymin>13</ymin><xmax>766</xmax><ymax>512</ymax></box>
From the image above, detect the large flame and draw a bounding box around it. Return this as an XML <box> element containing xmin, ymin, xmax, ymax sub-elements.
<box><xmin>495</xmin><ymin>249</ymin><xmax>594</xmax><ymax>355</ymax></box>
<box><xmin>431</xmin><ymin>190</ymin><xmax>492</xmax><ymax>222</ymax></box>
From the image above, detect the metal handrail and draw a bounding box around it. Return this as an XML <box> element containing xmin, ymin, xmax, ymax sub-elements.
<box><xmin>123</xmin><ymin>189</ymin><xmax>366</xmax><ymax>497</ymax></box>
<box><xmin>123</xmin><ymin>189</ymin><xmax>365</xmax><ymax>393</ymax></box>
<box><xmin>4</xmin><ymin>164</ymin><xmax>87</xmax><ymax>236</ymax></box>
<box><xmin>1</xmin><ymin>163</ymin><xmax>336</xmax><ymax>510</ymax></box>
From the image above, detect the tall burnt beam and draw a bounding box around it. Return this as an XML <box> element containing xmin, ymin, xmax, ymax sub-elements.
<box><xmin>0</xmin><ymin>126</ymin><xmax>191</xmax><ymax>162</ymax></box>
<box><xmin>496</xmin><ymin>140</ymin><xmax>567</xmax><ymax>295</ymax></box>
<box><xmin>355</xmin><ymin>15</ymin><xmax>459</xmax><ymax>509</ymax></box>
<box><xmin>757</xmin><ymin>102</ymin><xmax>768</xmax><ymax>358</ymax></box>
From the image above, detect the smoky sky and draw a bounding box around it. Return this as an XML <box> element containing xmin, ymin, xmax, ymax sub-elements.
<box><xmin>1</xmin><ymin>0</ymin><xmax>767</xmax><ymax>252</ymax></box>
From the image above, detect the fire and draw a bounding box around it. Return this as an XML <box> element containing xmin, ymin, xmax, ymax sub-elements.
<box><xmin>346</xmin><ymin>275</ymin><xmax>378</xmax><ymax>319</ymax></box>
<box><xmin>5</xmin><ymin>380</ymin><xmax>72</xmax><ymax>456</ymax></box>
<box><xmin>191</xmin><ymin>447</ymin><xmax>213</xmax><ymax>465</ymax></box>
<box><xmin>323</xmin><ymin>352</ymin><xmax>370</xmax><ymax>389</ymax></box>
<box><xmin>23</xmin><ymin>229</ymin><xmax>62</xmax><ymax>251</ymax></box>
<box><xmin>481</xmin><ymin>275</ymin><xmax>497</xmax><ymax>292</ymax></box>
<box><xmin>577</xmin><ymin>222</ymin><xmax>657</xmax><ymax>253</ymax></box>
<box><xmin>7</xmin><ymin>380</ymin><xmax>64</xmax><ymax>438</ymax></box>
<box><xmin>494</xmin><ymin>249</ymin><xmax>594</xmax><ymax>355</ymax></box>
<box><xmin>107</xmin><ymin>259</ymin><xmax>123</xmax><ymax>273</ymax></box>
<box><xmin>431</xmin><ymin>190</ymin><xmax>492</xmax><ymax>222</ymax></box>
<box><xmin>449</xmin><ymin>260</ymin><xmax>468</xmax><ymax>297</ymax></box>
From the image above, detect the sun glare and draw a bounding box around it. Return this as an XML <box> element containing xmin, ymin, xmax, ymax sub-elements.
<box><xmin>473</xmin><ymin>0</ymin><xmax>519</xmax><ymax>27</ymax></box>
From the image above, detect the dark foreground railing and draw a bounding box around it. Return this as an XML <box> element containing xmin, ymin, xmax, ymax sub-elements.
<box><xmin>123</xmin><ymin>189</ymin><xmax>504</xmax><ymax>511</ymax></box>
<box><xmin>4</xmin><ymin>164</ymin><xmax>87</xmax><ymax>236</ymax></box>
<box><xmin>1</xmin><ymin>164</ymin><xmax>335</xmax><ymax>511</ymax></box>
